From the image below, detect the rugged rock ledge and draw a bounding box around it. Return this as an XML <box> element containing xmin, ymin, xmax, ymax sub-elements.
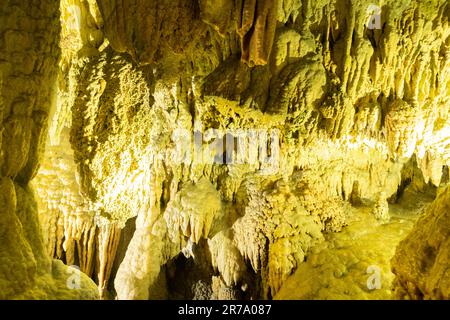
<box><xmin>392</xmin><ymin>186</ymin><xmax>450</xmax><ymax>300</ymax></box>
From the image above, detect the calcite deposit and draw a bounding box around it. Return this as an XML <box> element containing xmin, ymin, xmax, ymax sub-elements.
<box><xmin>392</xmin><ymin>187</ymin><xmax>450</xmax><ymax>299</ymax></box>
<box><xmin>1</xmin><ymin>0</ymin><xmax>450</xmax><ymax>300</ymax></box>
<box><xmin>0</xmin><ymin>0</ymin><xmax>98</xmax><ymax>299</ymax></box>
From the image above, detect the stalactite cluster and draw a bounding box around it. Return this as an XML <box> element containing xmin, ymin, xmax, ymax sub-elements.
<box><xmin>1</xmin><ymin>0</ymin><xmax>450</xmax><ymax>300</ymax></box>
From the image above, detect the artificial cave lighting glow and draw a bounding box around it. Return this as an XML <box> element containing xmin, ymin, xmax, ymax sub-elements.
<box><xmin>1</xmin><ymin>0</ymin><xmax>450</xmax><ymax>301</ymax></box>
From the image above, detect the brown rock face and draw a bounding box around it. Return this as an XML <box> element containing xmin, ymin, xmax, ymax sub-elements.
<box><xmin>392</xmin><ymin>187</ymin><xmax>450</xmax><ymax>299</ymax></box>
<box><xmin>96</xmin><ymin>0</ymin><xmax>203</xmax><ymax>64</ymax></box>
<box><xmin>236</xmin><ymin>0</ymin><xmax>278</xmax><ymax>66</ymax></box>
<box><xmin>97</xmin><ymin>0</ymin><xmax>278</xmax><ymax>66</ymax></box>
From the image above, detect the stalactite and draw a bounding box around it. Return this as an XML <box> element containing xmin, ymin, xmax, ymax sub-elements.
<box><xmin>21</xmin><ymin>0</ymin><xmax>450</xmax><ymax>300</ymax></box>
<box><xmin>97</xmin><ymin>221</ymin><xmax>121</xmax><ymax>298</ymax></box>
<box><xmin>392</xmin><ymin>186</ymin><xmax>450</xmax><ymax>299</ymax></box>
<box><xmin>164</xmin><ymin>178</ymin><xmax>223</xmax><ymax>244</ymax></box>
<box><xmin>77</xmin><ymin>224</ymin><xmax>97</xmax><ymax>277</ymax></box>
<box><xmin>236</xmin><ymin>0</ymin><xmax>279</xmax><ymax>66</ymax></box>
<box><xmin>341</xmin><ymin>2</ymin><xmax>355</xmax><ymax>91</ymax></box>
<box><xmin>385</xmin><ymin>100</ymin><xmax>420</xmax><ymax>160</ymax></box>
<box><xmin>208</xmin><ymin>231</ymin><xmax>246</xmax><ymax>287</ymax></box>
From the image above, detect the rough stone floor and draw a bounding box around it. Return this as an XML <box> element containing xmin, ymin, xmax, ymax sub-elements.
<box><xmin>276</xmin><ymin>190</ymin><xmax>435</xmax><ymax>300</ymax></box>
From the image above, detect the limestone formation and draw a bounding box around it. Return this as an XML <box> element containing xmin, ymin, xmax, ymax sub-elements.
<box><xmin>373</xmin><ymin>192</ymin><xmax>390</xmax><ymax>223</ymax></box>
<box><xmin>0</xmin><ymin>0</ymin><xmax>98</xmax><ymax>299</ymax></box>
<box><xmin>392</xmin><ymin>186</ymin><xmax>450</xmax><ymax>299</ymax></box>
<box><xmin>1</xmin><ymin>0</ymin><xmax>450</xmax><ymax>301</ymax></box>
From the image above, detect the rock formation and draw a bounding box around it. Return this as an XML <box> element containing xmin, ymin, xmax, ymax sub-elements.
<box><xmin>392</xmin><ymin>186</ymin><xmax>450</xmax><ymax>299</ymax></box>
<box><xmin>1</xmin><ymin>0</ymin><xmax>450</xmax><ymax>300</ymax></box>
<box><xmin>0</xmin><ymin>0</ymin><xmax>98</xmax><ymax>299</ymax></box>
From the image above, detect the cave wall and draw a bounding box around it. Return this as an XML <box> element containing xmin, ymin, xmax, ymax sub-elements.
<box><xmin>0</xmin><ymin>0</ymin><xmax>98</xmax><ymax>299</ymax></box>
<box><xmin>26</xmin><ymin>0</ymin><xmax>450</xmax><ymax>299</ymax></box>
<box><xmin>392</xmin><ymin>186</ymin><xmax>450</xmax><ymax>299</ymax></box>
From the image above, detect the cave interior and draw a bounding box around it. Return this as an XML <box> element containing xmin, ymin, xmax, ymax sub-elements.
<box><xmin>0</xmin><ymin>0</ymin><xmax>450</xmax><ymax>300</ymax></box>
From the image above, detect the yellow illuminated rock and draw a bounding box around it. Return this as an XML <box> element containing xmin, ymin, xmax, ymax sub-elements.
<box><xmin>1</xmin><ymin>0</ymin><xmax>450</xmax><ymax>300</ymax></box>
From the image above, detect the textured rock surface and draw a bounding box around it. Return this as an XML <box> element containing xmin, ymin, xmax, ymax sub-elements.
<box><xmin>392</xmin><ymin>186</ymin><xmax>450</xmax><ymax>299</ymax></box>
<box><xmin>2</xmin><ymin>0</ymin><xmax>450</xmax><ymax>300</ymax></box>
<box><xmin>0</xmin><ymin>0</ymin><xmax>98</xmax><ymax>299</ymax></box>
<box><xmin>276</xmin><ymin>190</ymin><xmax>434</xmax><ymax>299</ymax></box>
